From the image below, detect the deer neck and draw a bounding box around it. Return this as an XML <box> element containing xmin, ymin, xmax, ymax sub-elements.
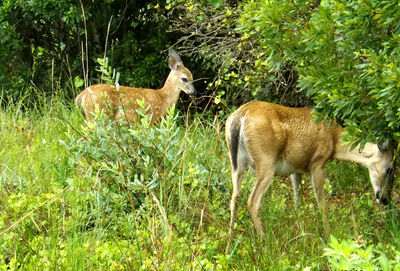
<box><xmin>159</xmin><ymin>73</ymin><xmax>181</xmax><ymax>109</ymax></box>
<box><xmin>334</xmin><ymin>138</ymin><xmax>376</xmax><ymax>167</ymax></box>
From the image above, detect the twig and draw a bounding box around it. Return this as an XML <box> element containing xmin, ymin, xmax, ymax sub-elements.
<box><xmin>290</xmin><ymin>0</ymin><xmax>310</xmax><ymax>28</ymax></box>
<box><xmin>80</xmin><ymin>0</ymin><xmax>89</xmax><ymax>88</ymax></box>
<box><xmin>111</xmin><ymin>0</ymin><xmax>128</xmax><ymax>35</ymax></box>
<box><xmin>51</xmin><ymin>58</ymin><xmax>55</xmax><ymax>93</ymax></box>
<box><xmin>103</xmin><ymin>16</ymin><xmax>113</xmax><ymax>63</ymax></box>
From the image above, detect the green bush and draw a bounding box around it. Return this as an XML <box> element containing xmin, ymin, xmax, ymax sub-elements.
<box><xmin>66</xmin><ymin>104</ymin><xmax>185</xmax><ymax>217</ymax></box>
<box><xmin>325</xmin><ymin>235</ymin><xmax>400</xmax><ymax>271</ymax></box>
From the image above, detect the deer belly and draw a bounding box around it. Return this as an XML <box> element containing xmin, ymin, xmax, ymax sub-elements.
<box><xmin>274</xmin><ymin>160</ymin><xmax>300</xmax><ymax>176</ymax></box>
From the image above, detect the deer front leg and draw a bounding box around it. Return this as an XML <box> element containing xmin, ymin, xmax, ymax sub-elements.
<box><xmin>290</xmin><ymin>173</ymin><xmax>302</xmax><ymax>207</ymax></box>
<box><xmin>310</xmin><ymin>164</ymin><xmax>330</xmax><ymax>236</ymax></box>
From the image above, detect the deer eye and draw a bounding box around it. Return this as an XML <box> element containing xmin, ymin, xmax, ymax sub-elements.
<box><xmin>182</xmin><ymin>77</ymin><xmax>188</xmax><ymax>83</ymax></box>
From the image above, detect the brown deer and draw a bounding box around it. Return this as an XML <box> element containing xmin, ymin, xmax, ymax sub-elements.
<box><xmin>75</xmin><ymin>49</ymin><xmax>196</xmax><ymax>125</ymax></box>
<box><xmin>226</xmin><ymin>101</ymin><xmax>394</xmax><ymax>237</ymax></box>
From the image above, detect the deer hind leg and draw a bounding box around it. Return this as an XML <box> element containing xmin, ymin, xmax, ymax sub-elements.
<box><xmin>310</xmin><ymin>164</ymin><xmax>330</xmax><ymax>235</ymax></box>
<box><xmin>247</xmin><ymin>163</ymin><xmax>275</xmax><ymax>236</ymax></box>
<box><xmin>229</xmin><ymin>165</ymin><xmax>246</xmax><ymax>238</ymax></box>
<box><xmin>290</xmin><ymin>173</ymin><xmax>302</xmax><ymax>207</ymax></box>
<box><xmin>227</xmin><ymin>153</ymin><xmax>247</xmax><ymax>253</ymax></box>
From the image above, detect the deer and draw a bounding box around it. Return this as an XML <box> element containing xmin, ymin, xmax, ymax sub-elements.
<box><xmin>75</xmin><ymin>48</ymin><xmax>196</xmax><ymax>125</ymax></box>
<box><xmin>225</xmin><ymin>101</ymin><xmax>395</xmax><ymax>239</ymax></box>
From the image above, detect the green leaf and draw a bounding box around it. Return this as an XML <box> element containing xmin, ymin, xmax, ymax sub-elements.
<box><xmin>379</xmin><ymin>253</ymin><xmax>390</xmax><ymax>271</ymax></box>
<box><xmin>74</xmin><ymin>76</ymin><xmax>84</xmax><ymax>88</ymax></box>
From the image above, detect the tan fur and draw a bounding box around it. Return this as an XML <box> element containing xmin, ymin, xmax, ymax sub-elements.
<box><xmin>226</xmin><ymin>101</ymin><xmax>394</xmax><ymax>238</ymax></box>
<box><xmin>75</xmin><ymin>49</ymin><xmax>195</xmax><ymax>125</ymax></box>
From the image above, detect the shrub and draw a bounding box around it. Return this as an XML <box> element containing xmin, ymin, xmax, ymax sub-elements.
<box><xmin>324</xmin><ymin>235</ymin><xmax>400</xmax><ymax>271</ymax></box>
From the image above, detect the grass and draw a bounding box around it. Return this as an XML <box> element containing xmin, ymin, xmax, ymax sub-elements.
<box><xmin>0</xmin><ymin>98</ymin><xmax>399</xmax><ymax>270</ymax></box>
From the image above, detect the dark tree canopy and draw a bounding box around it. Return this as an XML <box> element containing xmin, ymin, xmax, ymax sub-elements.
<box><xmin>0</xmin><ymin>0</ymin><xmax>172</xmax><ymax>102</ymax></box>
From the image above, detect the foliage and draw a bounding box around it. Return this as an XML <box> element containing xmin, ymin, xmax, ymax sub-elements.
<box><xmin>3</xmin><ymin>0</ymin><xmax>400</xmax><ymax>147</ymax></box>
<box><xmin>238</xmin><ymin>0</ymin><xmax>400</xmax><ymax>146</ymax></box>
<box><xmin>0</xmin><ymin>0</ymin><xmax>171</xmax><ymax>104</ymax></box>
<box><xmin>96</xmin><ymin>57</ymin><xmax>120</xmax><ymax>87</ymax></box>
<box><xmin>1</xmin><ymin>0</ymin><xmax>400</xmax><ymax>268</ymax></box>
<box><xmin>67</xmin><ymin>104</ymin><xmax>187</xmax><ymax>216</ymax></box>
<box><xmin>1</xmin><ymin>0</ymin><xmax>312</xmax><ymax>113</ymax></box>
<box><xmin>324</xmin><ymin>235</ymin><xmax>400</xmax><ymax>270</ymax></box>
<box><xmin>0</xmin><ymin>98</ymin><xmax>399</xmax><ymax>269</ymax></box>
<box><xmin>168</xmin><ymin>0</ymin><xmax>311</xmax><ymax>110</ymax></box>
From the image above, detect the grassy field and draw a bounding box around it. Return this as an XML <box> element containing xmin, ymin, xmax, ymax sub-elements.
<box><xmin>1</xmin><ymin>99</ymin><xmax>400</xmax><ymax>270</ymax></box>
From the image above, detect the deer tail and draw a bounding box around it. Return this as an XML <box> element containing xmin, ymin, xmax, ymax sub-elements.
<box><xmin>228</xmin><ymin>116</ymin><xmax>241</xmax><ymax>171</ymax></box>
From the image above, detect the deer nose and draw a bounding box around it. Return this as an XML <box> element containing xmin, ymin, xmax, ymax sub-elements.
<box><xmin>376</xmin><ymin>191</ymin><xmax>389</xmax><ymax>205</ymax></box>
<box><xmin>380</xmin><ymin>197</ymin><xmax>389</xmax><ymax>205</ymax></box>
<box><xmin>189</xmin><ymin>86</ymin><xmax>197</xmax><ymax>97</ymax></box>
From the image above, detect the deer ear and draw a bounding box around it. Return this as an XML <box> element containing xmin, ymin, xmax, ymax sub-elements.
<box><xmin>378</xmin><ymin>139</ymin><xmax>391</xmax><ymax>152</ymax></box>
<box><xmin>168</xmin><ymin>48</ymin><xmax>183</xmax><ymax>70</ymax></box>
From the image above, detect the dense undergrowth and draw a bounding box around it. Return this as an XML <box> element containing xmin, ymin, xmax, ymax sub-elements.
<box><xmin>1</xmin><ymin>99</ymin><xmax>400</xmax><ymax>270</ymax></box>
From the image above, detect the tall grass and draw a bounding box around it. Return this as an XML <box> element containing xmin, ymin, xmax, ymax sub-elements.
<box><xmin>0</xmin><ymin>97</ymin><xmax>399</xmax><ymax>270</ymax></box>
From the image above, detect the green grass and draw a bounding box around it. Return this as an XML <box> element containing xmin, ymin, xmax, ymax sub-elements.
<box><xmin>0</xmin><ymin>99</ymin><xmax>399</xmax><ymax>270</ymax></box>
